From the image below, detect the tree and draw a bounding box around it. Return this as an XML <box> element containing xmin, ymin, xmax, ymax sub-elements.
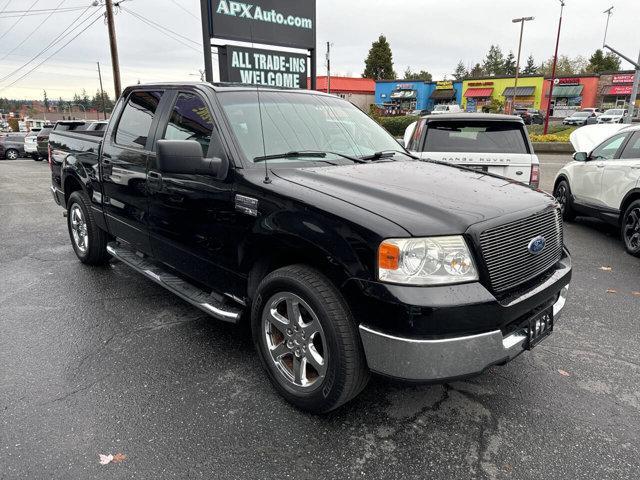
<box><xmin>503</xmin><ymin>51</ymin><xmax>516</xmax><ymax>76</ymax></box>
<box><xmin>452</xmin><ymin>61</ymin><xmax>468</xmax><ymax>81</ymax></box>
<box><xmin>483</xmin><ymin>45</ymin><xmax>505</xmax><ymax>76</ymax></box>
<box><xmin>43</xmin><ymin>90</ymin><xmax>50</xmax><ymax>112</ymax></box>
<box><xmin>522</xmin><ymin>55</ymin><xmax>537</xmax><ymax>75</ymax></box>
<box><xmin>91</xmin><ymin>89</ymin><xmax>114</xmax><ymax>113</ymax></box>
<box><xmin>586</xmin><ymin>49</ymin><xmax>621</xmax><ymax>73</ymax></box>
<box><xmin>363</xmin><ymin>35</ymin><xmax>396</xmax><ymax>80</ymax></box>
<box><xmin>469</xmin><ymin>63</ymin><xmax>484</xmax><ymax>78</ymax></box>
<box><xmin>403</xmin><ymin>66</ymin><xmax>432</xmax><ymax>81</ymax></box>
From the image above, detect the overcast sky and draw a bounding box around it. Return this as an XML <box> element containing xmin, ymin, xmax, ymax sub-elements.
<box><xmin>0</xmin><ymin>0</ymin><xmax>638</xmax><ymax>100</ymax></box>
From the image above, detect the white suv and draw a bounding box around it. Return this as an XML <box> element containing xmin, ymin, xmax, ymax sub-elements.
<box><xmin>553</xmin><ymin>124</ymin><xmax>640</xmax><ymax>256</ymax></box>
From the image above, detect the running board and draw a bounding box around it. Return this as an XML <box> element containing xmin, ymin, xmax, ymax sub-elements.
<box><xmin>106</xmin><ymin>242</ymin><xmax>242</xmax><ymax>324</ymax></box>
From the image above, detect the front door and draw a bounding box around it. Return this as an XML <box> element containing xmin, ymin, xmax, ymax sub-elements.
<box><xmin>572</xmin><ymin>132</ymin><xmax>629</xmax><ymax>207</ymax></box>
<box><xmin>600</xmin><ymin>131</ymin><xmax>640</xmax><ymax>210</ymax></box>
<box><xmin>147</xmin><ymin>90</ymin><xmax>243</xmax><ymax>295</ymax></box>
<box><xmin>101</xmin><ymin>89</ymin><xmax>165</xmax><ymax>254</ymax></box>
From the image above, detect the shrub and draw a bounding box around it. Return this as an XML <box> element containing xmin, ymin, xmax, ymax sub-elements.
<box><xmin>376</xmin><ymin>115</ymin><xmax>419</xmax><ymax>137</ymax></box>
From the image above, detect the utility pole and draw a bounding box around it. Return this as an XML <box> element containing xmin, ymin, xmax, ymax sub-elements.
<box><xmin>543</xmin><ymin>0</ymin><xmax>564</xmax><ymax>135</ymax></box>
<box><xmin>326</xmin><ymin>41</ymin><xmax>331</xmax><ymax>94</ymax></box>
<box><xmin>105</xmin><ymin>0</ymin><xmax>122</xmax><ymax>98</ymax></box>
<box><xmin>602</xmin><ymin>6</ymin><xmax>613</xmax><ymax>46</ymax></box>
<box><xmin>97</xmin><ymin>61</ymin><xmax>108</xmax><ymax>120</ymax></box>
<box><xmin>511</xmin><ymin>16</ymin><xmax>534</xmax><ymax>114</ymax></box>
<box><xmin>603</xmin><ymin>45</ymin><xmax>640</xmax><ymax>123</ymax></box>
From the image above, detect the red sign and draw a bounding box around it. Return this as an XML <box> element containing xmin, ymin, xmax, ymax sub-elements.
<box><xmin>613</xmin><ymin>74</ymin><xmax>634</xmax><ymax>84</ymax></box>
<box><xmin>608</xmin><ymin>85</ymin><xmax>633</xmax><ymax>95</ymax></box>
<box><xmin>556</xmin><ymin>78</ymin><xmax>579</xmax><ymax>85</ymax></box>
<box><xmin>468</xmin><ymin>81</ymin><xmax>494</xmax><ymax>87</ymax></box>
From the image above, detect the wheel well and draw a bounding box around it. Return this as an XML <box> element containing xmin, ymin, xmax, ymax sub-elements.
<box><xmin>554</xmin><ymin>174</ymin><xmax>569</xmax><ymax>193</ymax></box>
<box><xmin>620</xmin><ymin>192</ymin><xmax>640</xmax><ymax>223</ymax></box>
<box><xmin>63</xmin><ymin>176</ymin><xmax>83</xmax><ymax>205</ymax></box>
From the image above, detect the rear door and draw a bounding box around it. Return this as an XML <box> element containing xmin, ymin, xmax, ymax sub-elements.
<box><xmin>600</xmin><ymin>131</ymin><xmax>640</xmax><ymax>211</ymax></box>
<box><xmin>101</xmin><ymin>89</ymin><xmax>165</xmax><ymax>255</ymax></box>
<box><xmin>416</xmin><ymin>120</ymin><xmax>533</xmax><ymax>184</ymax></box>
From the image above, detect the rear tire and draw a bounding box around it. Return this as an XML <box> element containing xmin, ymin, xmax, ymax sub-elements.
<box><xmin>251</xmin><ymin>265</ymin><xmax>369</xmax><ymax>413</ymax></box>
<box><xmin>554</xmin><ymin>180</ymin><xmax>576</xmax><ymax>221</ymax></box>
<box><xmin>5</xmin><ymin>149</ymin><xmax>18</xmax><ymax>160</ymax></box>
<box><xmin>32</xmin><ymin>154</ymin><xmax>42</xmax><ymax>161</ymax></box>
<box><xmin>621</xmin><ymin>200</ymin><xmax>640</xmax><ymax>257</ymax></box>
<box><xmin>67</xmin><ymin>191</ymin><xmax>111</xmax><ymax>265</ymax></box>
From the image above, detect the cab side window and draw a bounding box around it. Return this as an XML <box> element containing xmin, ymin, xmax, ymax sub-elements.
<box><xmin>620</xmin><ymin>132</ymin><xmax>640</xmax><ymax>160</ymax></box>
<box><xmin>115</xmin><ymin>91</ymin><xmax>163</xmax><ymax>149</ymax></box>
<box><xmin>163</xmin><ymin>92</ymin><xmax>216</xmax><ymax>156</ymax></box>
<box><xmin>591</xmin><ymin>133</ymin><xmax>628</xmax><ymax>160</ymax></box>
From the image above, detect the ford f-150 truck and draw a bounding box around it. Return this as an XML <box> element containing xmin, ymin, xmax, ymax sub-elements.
<box><xmin>49</xmin><ymin>83</ymin><xmax>571</xmax><ymax>413</ymax></box>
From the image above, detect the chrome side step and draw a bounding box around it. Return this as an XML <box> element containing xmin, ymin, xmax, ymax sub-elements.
<box><xmin>106</xmin><ymin>242</ymin><xmax>243</xmax><ymax>324</ymax></box>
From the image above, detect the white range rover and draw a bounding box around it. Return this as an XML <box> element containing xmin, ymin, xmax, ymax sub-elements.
<box><xmin>404</xmin><ymin>113</ymin><xmax>540</xmax><ymax>188</ymax></box>
<box><xmin>553</xmin><ymin>124</ymin><xmax>640</xmax><ymax>256</ymax></box>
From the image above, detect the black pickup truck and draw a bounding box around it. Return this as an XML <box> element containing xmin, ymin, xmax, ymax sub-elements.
<box><xmin>49</xmin><ymin>83</ymin><xmax>571</xmax><ymax>413</ymax></box>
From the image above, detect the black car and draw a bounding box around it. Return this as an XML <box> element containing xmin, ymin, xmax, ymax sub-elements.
<box><xmin>0</xmin><ymin>132</ymin><xmax>27</xmax><ymax>159</ymax></box>
<box><xmin>49</xmin><ymin>83</ymin><xmax>571</xmax><ymax>413</ymax></box>
<box><xmin>515</xmin><ymin>108</ymin><xmax>544</xmax><ymax>125</ymax></box>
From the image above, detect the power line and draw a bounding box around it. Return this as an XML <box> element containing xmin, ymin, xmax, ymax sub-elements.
<box><xmin>168</xmin><ymin>0</ymin><xmax>199</xmax><ymax>20</ymax></box>
<box><xmin>0</xmin><ymin>0</ymin><xmax>40</xmax><ymax>42</ymax></box>
<box><xmin>0</xmin><ymin>11</ymin><xmax>104</xmax><ymax>94</ymax></box>
<box><xmin>0</xmin><ymin>4</ymin><xmax>97</xmax><ymax>83</ymax></box>
<box><xmin>120</xmin><ymin>5</ymin><xmax>202</xmax><ymax>50</ymax></box>
<box><xmin>0</xmin><ymin>0</ymin><xmax>67</xmax><ymax>62</ymax></box>
<box><xmin>0</xmin><ymin>0</ymin><xmax>12</xmax><ymax>16</ymax></box>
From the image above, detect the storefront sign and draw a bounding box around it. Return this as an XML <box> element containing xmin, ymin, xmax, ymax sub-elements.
<box><xmin>468</xmin><ymin>81</ymin><xmax>494</xmax><ymax>87</ymax></box>
<box><xmin>612</xmin><ymin>74</ymin><xmax>635</xmax><ymax>84</ymax></box>
<box><xmin>608</xmin><ymin>85</ymin><xmax>633</xmax><ymax>96</ymax></box>
<box><xmin>555</xmin><ymin>78</ymin><xmax>580</xmax><ymax>85</ymax></box>
<box><xmin>397</xmin><ymin>83</ymin><xmax>415</xmax><ymax>89</ymax></box>
<box><xmin>436</xmin><ymin>81</ymin><xmax>453</xmax><ymax>90</ymax></box>
<box><xmin>208</xmin><ymin>0</ymin><xmax>316</xmax><ymax>50</ymax></box>
<box><xmin>219</xmin><ymin>45</ymin><xmax>307</xmax><ymax>88</ymax></box>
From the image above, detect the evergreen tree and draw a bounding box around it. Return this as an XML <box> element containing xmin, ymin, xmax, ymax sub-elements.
<box><xmin>363</xmin><ymin>35</ymin><xmax>396</xmax><ymax>80</ymax></box>
<box><xmin>482</xmin><ymin>45</ymin><xmax>505</xmax><ymax>76</ymax></box>
<box><xmin>522</xmin><ymin>55</ymin><xmax>537</xmax><ymax>75</ymax></box>
<box><xmin>452</xmin><ymin>61</ymin><xmax>468</xmax><ymax>81</ymax></box>
<box><xmin>586</xmin><ymin>49</ymin><xmax>621</xmax><ymax>73</ymax></box>
<box><xmin>43</xmin><ymin>90</ymin><xmax>50</xmax><ymax>112</ymax></box>
<box><xmin>403</xmin><ymin>66</ymin><xmax>432</xmax><ymax>81</ymax></box>
<box><xmin>503</xmin><ymin>51</ymin><xmax>516</xmax><ymax>76</ymax></box>
<box><xmin>469</xmin><ymin>63</ymin><xmax>484</xmax><ymax>78</ymax></box>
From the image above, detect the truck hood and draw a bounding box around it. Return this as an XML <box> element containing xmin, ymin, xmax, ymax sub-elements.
<box><xmin>272</xmin><ymin>160</ymin><xmax>554</xmax><ymax>236</ymax></box>
<box><xmin>569</xmin><ymin>124</ymin><xmax>630</xmax><ymax>153</ymax></box>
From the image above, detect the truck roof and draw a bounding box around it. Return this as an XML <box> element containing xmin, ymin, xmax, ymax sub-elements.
<box><xmin>123</xmin><ymin>81</ymin><xmax>337</xmax><ymax>97</ymax></box>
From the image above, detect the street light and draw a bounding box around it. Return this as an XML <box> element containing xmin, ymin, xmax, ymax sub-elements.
<box><xmin>510</xmin><ymin>16</ymin><xmax>535</xmax><ymax>114</ymax></box>
<box><xmin>543</xmin><ymin>0</ymin><xmax>565</xmax><ymax>135</ymax></box>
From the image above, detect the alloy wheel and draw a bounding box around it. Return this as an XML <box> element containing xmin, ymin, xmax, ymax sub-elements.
<box><xmin>70</xmin><ymin>204</ymin><xmax>89</xmax><ymax>253</ymax></box>
<box><xmin>555</xmin><ymin>184</ymin><xmax>567</xmax><ymax>214</ymax></box>
<box><xmin>6</xmin><ymin>150</ymin><xmax>18</xmax><ymax>160</ymax></box>
<box><xmin>262</xmin><ymin>292</ymin><xmax>328</xmax><ymax>390</ymax></box>
<box><xmin>623</xmin><ymin>207</ymin><xmax>640</xmax><ymax>251</ymax></box>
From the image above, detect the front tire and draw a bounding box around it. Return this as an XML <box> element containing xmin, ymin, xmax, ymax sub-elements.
<box><xmin>67</xmin><ymin>191</ymin><xmax>111</xmax><ymax>265</ymax></box>
<box><xmin>622</xmin><ymin>200</ymin><xmax>640</xmax><ymax>257</ymax></box>
<box><xmin>554</xmin><ymin>180</ymin><xmax>576</xmax><ymax>221</ymax></box>
<box><xmin>5</xmin><ymin>149</ymin><xmax>18</xmax><ymax>160</ymax></box>
<box><xmin>251</xmin><ymin>265</ymin><xmax>369</xmax><ymax>413</ymax></box>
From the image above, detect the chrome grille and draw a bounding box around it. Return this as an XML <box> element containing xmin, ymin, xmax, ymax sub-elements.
<box><xmin>480</xmin><ymin>208</ymin><xmax>563</xmax><ymax>293</ymax></box>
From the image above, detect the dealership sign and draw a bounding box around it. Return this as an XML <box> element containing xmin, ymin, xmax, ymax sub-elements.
<box><xmin>219</xmin><ymin>45</ymin><xmax>307</xmax><ymax>88</ymax></box>
<box><xmin>208</xmin><ymin>0</ymin><xmax>316</xmax><ymax>50</ymax></box>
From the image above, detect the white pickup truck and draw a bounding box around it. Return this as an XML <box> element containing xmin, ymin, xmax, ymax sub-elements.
<box><xmin>404</xmin><ymin>113</ymin><xmax>540</xmax><ymax>188</ymax></box>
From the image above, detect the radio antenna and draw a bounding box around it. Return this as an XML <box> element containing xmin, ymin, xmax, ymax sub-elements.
<box><xmin>249</xmin><ymin>23</ymin><xmax>271</xmax><ymax>184</ymax></box>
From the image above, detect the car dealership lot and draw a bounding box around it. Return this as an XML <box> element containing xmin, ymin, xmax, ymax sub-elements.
<box><xmin>1</xmin><ymin>157</ymin><xmax>639</xmax><ymax>479</ymax></box>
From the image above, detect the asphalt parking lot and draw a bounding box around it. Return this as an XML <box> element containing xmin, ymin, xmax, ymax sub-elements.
<box><xmin>1</xmin><ymin>156</ymin><xmax>639</xmax><ymax>480</ymax></box>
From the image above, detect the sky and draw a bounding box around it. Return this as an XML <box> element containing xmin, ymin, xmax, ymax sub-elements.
<box><xmin>0</xmin><ymin>0</ymin><xmax>638</xmax><ymax>100</ymax></box>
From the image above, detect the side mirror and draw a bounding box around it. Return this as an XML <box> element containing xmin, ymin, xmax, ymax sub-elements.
<box><xmin>156</xmin><ymin>140</ymin><xmax>228</xmax><ymax>179</ymax></box>
<box><xmin>572</xmin><ymin>151</ymin><xmax>588</xmax><ymax>162</ymax></box>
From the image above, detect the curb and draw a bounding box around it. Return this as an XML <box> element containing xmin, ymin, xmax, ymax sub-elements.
<box><xmin>532</xmin><ymin>142</ymin><xmax>574</xmax><ymax>154</ymax></box>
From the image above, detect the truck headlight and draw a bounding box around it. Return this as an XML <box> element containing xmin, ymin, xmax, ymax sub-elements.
<box><xmin>378</xmin><ymin>236</ymin><xmax>478</xmax><ymax>285</ymax></box>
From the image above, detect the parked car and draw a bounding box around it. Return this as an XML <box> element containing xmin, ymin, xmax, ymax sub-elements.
<box><xmin>580</xmin><ymin>108</ymin><xmax>603</xmax><ymax>115</ymax></box>
<box><xmin>50</xmin><ymin>83</ymin><xmax>571</xmax><ymax>412</ymax></box>
<box><xmin>597</xmin><ymin>108</ymin><xmax>628</xmax><ymax>124</ymax></box>
<box><xmin>404</xmin><ymin>113</ymin><xmax>540</xmax><ymax>187</ymax></box>
<box><xmin>563</xmin><ymin>111</ymin><xmax>597</xmax><ymax>126</ymax></box>
<box><xmin>408</xmin><ymin>109</ymin><xmax>430</xmax><ymax>116</ymax></box>
<box><xmin>554</xmin><ymin>124</ymin><xmax>640</xmax><ymax>256</ymax></box>
<box><xmin>0</xmin><ymin>132</ymin><xmax>27</xmax><ymax>159</ymax></box>
<box><xmin>430</xmin><ymin>104</ymin><xmax>462</xmax><ymax>115</ymax></box>
<box><xmin>515</xmin><ymin>108</ymin><xmax>544</xmax><ymax>125</ymax></box>
<box><xmin>24</xmin><ymin>127</ymin><xmax>43</xmax><ymax>160</ymax></box>
<box><xmin>36</xmin><ymin>126</ymin><xmax>54</xmax><ymax>159</ymax></box>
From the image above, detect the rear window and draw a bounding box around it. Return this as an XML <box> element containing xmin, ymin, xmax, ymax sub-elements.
<box><xmin>423</xmin><ymin>121</ymin><xmax>528</xmax><ymax>154</ymax></box>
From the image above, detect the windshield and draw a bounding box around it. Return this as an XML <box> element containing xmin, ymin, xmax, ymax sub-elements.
<box><xmin>218</xmin><ymin>90</ymin><xmax>401</xmax><ymax>164</ymax></box>
<box><xmin>572</xmin><ymin>112</ymin><xmax>590</xmax><ymax>117</ymax></box>
<box><xmin>423</xmin><ymin>121</ymin><xmax>528</xmax><ymax>154</ymax></box>
<box><xmin>604</xmin><ymin>109</ymin><xmax>624</xmax><ymax>115</ymax></box>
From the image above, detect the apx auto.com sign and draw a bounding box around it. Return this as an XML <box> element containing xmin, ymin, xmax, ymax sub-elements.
<box><xmin>209</xmin><ymin>0</ymin><xmax>316</xmax><ymax>50</ymax></box>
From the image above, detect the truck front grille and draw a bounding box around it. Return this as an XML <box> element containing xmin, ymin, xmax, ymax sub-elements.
<box><xmin>479</xmin><ymin>208</ymin><xmax>563</xmax><ymax>293</ymax></box>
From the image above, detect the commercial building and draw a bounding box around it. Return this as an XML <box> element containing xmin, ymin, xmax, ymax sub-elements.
<box><xmin>374</xmin><ymin>80</ymin><xmax>462</xmax><ymax>115</ymax></box>
<box><xmin>461</xmin><ymin>75</ymin><xmax>544</xmax><ymax>112</ymax></box>
<box><xmin>596</xmin><ymin>71</ymin><xmax>639</xmax><ymax>111</ymax></box>
<box><xmin>308</xmin><ymin>76</ymin><xmax>375</xmax><ymax>111</ymax></box>
<box><xmin>540</xmin><ymin>74</ymin><xmax>599</xmax><ymax>118</ymax></box>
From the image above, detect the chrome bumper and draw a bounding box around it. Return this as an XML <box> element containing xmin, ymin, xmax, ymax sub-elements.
<box><xmin>359</xmin><ymin>284</ymin><xmax>569</xmax><ymax>381</ymax></box>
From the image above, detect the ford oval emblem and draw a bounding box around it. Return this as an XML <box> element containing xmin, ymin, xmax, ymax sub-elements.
<box><xmin>528</xmin><ymin>236</ymin><xmax>546</xmax><ymax>255</ymax></box>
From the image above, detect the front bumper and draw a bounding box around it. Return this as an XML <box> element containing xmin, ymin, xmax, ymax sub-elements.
<box><xmin>357</xmin><ymin>252</ymin><xmax>571</xmax><ymax>382</ymax></box>
<box><xmin>25</xmin><ymin>143</ymin><xmax>38</xmax><ymax>153</ymax></box>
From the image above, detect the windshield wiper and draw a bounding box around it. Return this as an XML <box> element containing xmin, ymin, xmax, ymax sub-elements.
<box><xmin>253</xmin><ymin>150</ymin><xmax>366</xmax><ymax>164</ymax></box>
<box><xmin>359</xmin><ymin>150</ymin><xmax>419</xmax><ymax>161</ymax></box>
